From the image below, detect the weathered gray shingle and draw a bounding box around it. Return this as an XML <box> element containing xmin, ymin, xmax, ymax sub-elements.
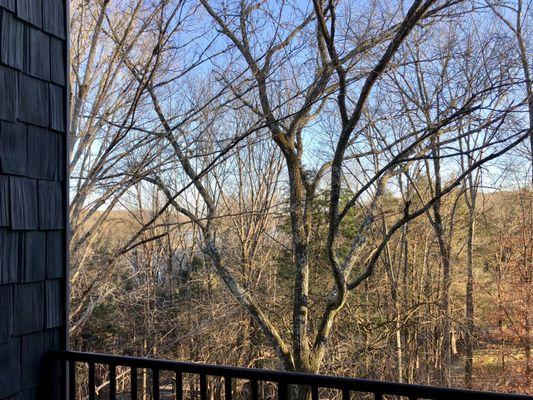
<box><xmin>0</xmin><ymin>175</ymin><xmax>9</xmax><ymax>226</ymax></box>
<box><xmin>25</xmin><ymin>25</ymin><xmax>50</xmax><ymax>80</ymax></box>
<box><xmin>0</xmin><ymin>0</ymin><xmax>15</xmax><ymax>11</ymax></box>
<box><xmin>18</xmin><ymin>74</ymin><xmax>49</xmax><ymax>127</ymax></box>
<box><xmin>0</xmin><ymin>338</ymin><xmax>21</xmax><ymax>398</ymax></box>
<box><xmin>0</xmin><ymin>229</ymin><xmax>19</xmax><ymax>283</ymax></box>
<box><xmin>43</xmin><ymin>0</ymin><xmax>64</xmax><ymax>39</ymax></box>
<box><xmin>21</xmin><ymin>231</ymin><xmax>46</xmax><ymax>282</ymax></box>
<box><xmin>27</xmin><ymin>127</ymin><xmax>58</xmax><ymax>180</ymax></box>
<box><xmin>13</xmin><ymin>282</ymin><xmax>44</xmax><ymax>335</ymax></box>
<box><xmin>45</xmin><ymin>230</ymin><xmax>63</xmax><ymax>279</ymax></box>
<box><xmin>49</xmin><ymin>83</ymin><xmax>65</xmax><ymax>132</ymax></box>
<box><xmin>49</xmin><ymin>37</ymin><xmax>65</xmax><ymax>86</ymax></box>
<box><xmin>0</xmin><ymin>121</ymin><xmax>27</xmax><ymax>176</ymax></box>
<box><xmin>0</xmin><ymin>65</ymin><xmax>17</xmax><ymax>121</ymax></box>
<box><xmin>1</xmin><ymin>10</ymin><xmax>24</xmax><ymax>69</ymax></box>
<box><xmin>9</xmin><ymin>176</ymin><xmax>38</xmax><ymax>230</ymax></box>
<box><xmin>21</xmin><ymin>331</ymin><xmax>45</xmax><ymax>389</ymax></box>
<box><xmin>0</xmin><ymin>284</ymin><xmax>12</xmax><ymax>343</ymax></box>
<box><xmin>45</xmin><ymin>279</ymin><xmax>62</xmax><ymax>328</ymax></box>
<box><xmin>16</xmin><ymin>0</ymin><xmax>41</xmax><ymax>27</ymax></box>
<box><xmin>38</xmin><ymin>180</ymin><xmax>63</xmax><ymax>229</ymax></box>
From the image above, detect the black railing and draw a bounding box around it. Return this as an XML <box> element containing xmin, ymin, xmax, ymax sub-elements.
<box><xmin>49</xmin><ymin>350</ymin><xmax>532</xmax><ymax>400</ymax></box>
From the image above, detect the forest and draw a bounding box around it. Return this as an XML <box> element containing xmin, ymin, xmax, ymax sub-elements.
<box><xmin>67</xmin><ymin>0</ymin><xmax>532</xmax><ymax>397</ymax></box>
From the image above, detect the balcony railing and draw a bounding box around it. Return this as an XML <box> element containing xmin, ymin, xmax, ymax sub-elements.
<box><xmin>50</xmin><ymin>350</ymin><xmax>531</xmax><ymax>400</ymax></box>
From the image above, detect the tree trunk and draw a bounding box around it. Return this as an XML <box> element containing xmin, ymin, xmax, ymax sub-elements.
<box><xmin>464</xmin><ymin>206</ymin><xmax>475</xmax><ymax>388</ymax></box>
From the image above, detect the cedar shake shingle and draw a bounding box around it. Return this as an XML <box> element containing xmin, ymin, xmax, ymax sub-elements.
<box><xmin>0</xmin><ymin>338</ymin><xmax>21</xmax><ymax>398</ymax></box>
<box><xmin>16</xmin><ymin>0</ymin><xmax>41</xmax><ymax>28</ymax></box>
<box><xmin>13</xmin><ymin>282</ymin><xmax>44</xmax><ymax>335</ymax></box>
<box><xmin>49</xmin><ymin>37</ymin><xmax>65</xmax><ymax>86</ymax></box>
<box><xmin>38</xmin><ymin>180</ymin><xmax>63</xmax><ymax>229</ymax></box>
<box><xmin>9</xmin><ymin>176</ymin><xmax>38</xmax><ymax>230</ymax></box>
<box><xmin>27</xmin><ymin>127</ymin><xmax>58</xmax><ymax>180</ymax></box>
<box><xmin>25</xmin><ymin>25</ymin><xmax>50</xmax><ymax>80</ymax></box>
<box><xmin>0</xmin><ymin>285</ymin><xmax>12</xmax><ymax>343</ymax></box>
<box><xmin>0</xmin><ymin>175</ymin><xmax>9</xmax><ymax>226</ymax></box>
<box><xmin>45</xmin><ymin>279</ymin><xmax>62</xmax><ymax>328</ymax></box>
<box><xmin>0</xmin><ymin>229</ymin><xmax>19</xmax><ymax>283</ymax></box>
<box><xmin>1</xmin><ymin>11</ymin><xmax>24</xmax><ymax>69</ymax></box>
<box><xmin>0</xmin><ymin>65</ymin><xmax>17</xmax><ymax>121</ymax></box>
<box><xmin>21</xmin><ymin>230</ymin><xmax>46</xmax><ymax>282</ymax></box>
<box><xmin>0</xmin><ymin>121</ymin><xmax>27</xmax><ymax>176</ymax></box>
<box><xmin>42</xmin><ymin>0</ymin><xmax>64</xmax><ymax>39</ymax></box>
<box><xmin>18</xmin><ymin>74</ymin><xmax>49</xmax><ymax>127</ymax></box>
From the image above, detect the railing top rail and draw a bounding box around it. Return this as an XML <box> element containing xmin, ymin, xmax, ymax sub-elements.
<box><xmin>50</xmin><ymin>350</ymin><xmax>532</xmax><ymax>400</ymax></box>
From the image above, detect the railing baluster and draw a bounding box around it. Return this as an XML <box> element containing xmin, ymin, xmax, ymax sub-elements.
<box><xmin>130</xmin><ymin>367</ymin><xmax>138</xmax><ymax>400</ymax></box>
<box><xmin>109</xmin><ymin>364</ymin><xmax>117</xmax><ymax>400</ymax></box>
<box><xmin>278</xmin><ymin>381</ymin><xmax>287</xmax><ymax>400</ymax></box>
<box><xmin>200</xmin><ymin>373</ymin><xmax>207</xmax><ymax>400</ymax></box>
<box><xmin>175</xmin><ymin>369</ymin><xmax>183</xmax><ymax>400</ymax></box>
<box><xmin>342</xmin><ymin>387</ymin><xmax>350</xmax><ymax>400</ymax></box>
<box><xmin>88</xmin><ymin>362</ymin><xmax>95</xmax><ymax>400</ymax></box>
<box><xmin>311</xmin><ymin>385</ymin><xmax>319</xmax><ymax>400</ymax></box>
<box><xmin>68</xmin><ymin>361</ymin><xmax>76</xmax><ymax>400</ymax></box>
<box><xmin>225</xmin><ymin>376</ymin><xmax>232</xmax><ymax>400</ymax></box>
<box><xmin>152</xmin><ymin>369</ymin><xmax>160</xmax><ymax>400</ymax></box>
<box><xmin>251</xmin><ymin>379</ymin><xmax>259</xmax><ymax>400</ymax></box>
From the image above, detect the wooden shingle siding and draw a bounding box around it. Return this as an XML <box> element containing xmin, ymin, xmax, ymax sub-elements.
<box><xmin>38</xmin><ymin>180</ymin><xmax>63</xmax><ymax>229</ymax></box>
<box><xmin>0</xmin><ymin>229</ymin><xmax>19</xmax><ymax>283</ymax></box>
<box><xmin>45</xmin><ymin>231</ymin><xmax>62</xmax><ymax>279</ymax></box>
<box><xmin>18</xmin><ymin>74</ymin><xmax>49</xmax><ymax>126</ymax></box>
<box><xmin>42</xmin><ymin>0</ymin><xmax>64</xmax><ymax>39</ymax></box>
<box><xmin>1</xmin><ymin>11</ymin><xmax>24</xmax><ymax>70</ymax></box>
<box><xmin>0</xmin><ymin>65</ymin><xmax>17</xmax><ymax>121</ymax></box>
<box><xmin>49</xmin><ymin>83</ymin><xmax>64</xmax><ymax>132</ymax></box>
<box><xmin>0</xmin><ymin>338</ymin><xmax>21</xmax><ymax>398</ymax></box>
<box><xmin>20</xmin><ymin>331</ymin><xmax>45</xmax><ymax>390</ymax></box>
<box><xmin>15</xmin><ymin>0</ymin><xmax>41</xmax><ymax>28</ymax></box>
<box><xmin>21</xmin><ymin>231</ymin><xmax>46</xmax><ymax>282</ymax></box>
<box><xmin>27</xmin><ymin>126</ymin><xmax>58</xmax><ymax>180</ymax></box>
<box><xmin>49</xmin><ymin>37</ymin><xmax>64</xmax><ymax>86</ymax></box>
<box><xmin>0</xmin><ymin>176</ymin><xmax>9</xmax><ymax>225</ymax></box>
<box><xmin>0</xmin><ymin>285</ymin><xmax>12</xmax><ymax>343</ymax></box>
<box><xmin>13</xmin><ymin>282</ymin><xmax>44</xmax><ymax>335</ymax></box>
<box><xmin>9</xmin><ymin>176</ymin><xmax>38</xmax><ymax>230</ymax></box>
<box><xmin>25</xmin><ymin>25</ymin><xmax>50</xmax><ymax>80</ymax></box>
<box><xmin>0</xmin><ymin>121</ymin><xmax>27</xmax><ymax>176</ymax></box>
<box><xmin>45</xmin><ymin>279</ymin><xmax>62</xmax><ymax>328</ymax></box>
<box><xmin>0</xmin><ymin>0</ymin><xmax>67</xmax><ymax>397</ymax></box>
<box><xmin>0</xmin><ymin>0</ymin><xmax>14</xmax><ymax>12</ymax></box>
